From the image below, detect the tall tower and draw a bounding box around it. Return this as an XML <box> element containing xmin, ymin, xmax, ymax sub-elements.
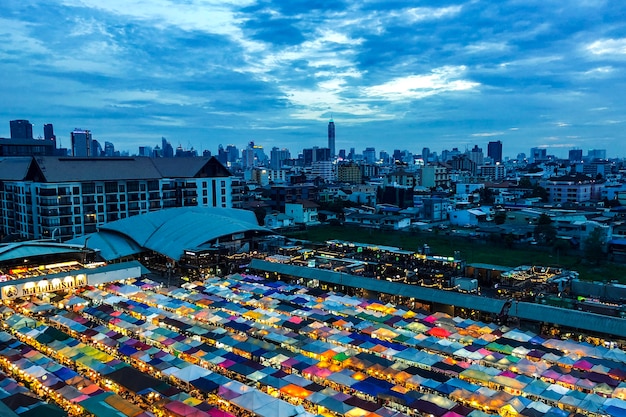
<box><xmin>328</xmin><ymin>118</ymin><xmax>335</xmax><ymax>158</ymax></box>
<box><xmin>10</xmin><ymin>120</ymin><xmax>33</xmax><ymax>139</ymax></box>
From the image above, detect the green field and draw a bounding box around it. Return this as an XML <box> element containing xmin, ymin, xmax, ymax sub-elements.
<box><xmin>285</xmin><ymin>225</ymin><xmax>626</xmax><ymax>283</ymax></box>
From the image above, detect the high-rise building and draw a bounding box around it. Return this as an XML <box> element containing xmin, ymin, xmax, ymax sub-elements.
<box><xmin>71</xmin><ymin>129</ymin><xmax>92</xmax><ymax>157</ymax></box>
<box><xmin>530</xmin><ymin>147</ymin><xmax>547</xmax><ymax>162</ymax></box>
<box><xmin>569</xmin><ymin>149</ymin><xmax>583</xmax><ymax>163</ymax></box>
<box><xmin>363</xmin><ymin>147</ymin><xmax>376</xmax><ymax>164</ymax></box>
<box><xmin>104</xmin><ymin>142</ymin><xmax>116</xmax><ymax>157</ymax></box>
<box><xmin>487</xmin><ymin>140</ymin><xmax>503</xmax><ymax>163</ymax></box>
<box><xmin>328</xmin><ymin>118</ymin><xmax>335</xmax><ymax>158</ymax></box>
<box><xmin>270</xmin><ymin>147</ymin><xmax>291</xmax><ymax>170</ymax></box>
<box><xmin>303</xmin><ymin>147</ymin><xmax>330</xmax><ymax>165</ymax></box>
<box><xmin>91</xmin><ymin>140</ymin><xmax>103</xmax><ymax>157</ymax></box>
<box><xmin>43</xmin><ymin>123</ymin><xmax>56</xmax><ymax>143</ymax></box>
<box><xmin>10</xmin><ymin>120</ymin><xmax>33</xmax><ymax>139</ymax></box>
<box><xmin>161</xmin><ymin>137</ymin><xmax>174</xmax><ymax>157</ymax></box>
<box><xmin>587</xmin><ymin>149</ymin><xmax>606</xmax><ymax>160</ymax></box>
<box><xmin>422</xmin><ymin>147</ymin><xmax>431</xmax><ymax>162</ymax></box>
<box><xmin>467</xmin><ymin>145</ymin><xmax>484</xmax><ymax>166</ymax></box>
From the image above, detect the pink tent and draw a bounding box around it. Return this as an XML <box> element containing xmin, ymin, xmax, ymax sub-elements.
<box><xmin>441</xmin><ymin>412</ymin><xmax>464</xmax><ymax>417</ymax></box>
<box><xmin>165</xmin><ymin>400</ymin><xmax>210</xmax><ymax>417</ymax></box>
<box><xmin>303</xmin><ymin>365</ymin><xmax>332</xmax><ymax>378</ymax></box>
<box><xmin>207</xmin><ymin>409</ymin><xmax>236</xmax><ymax>417</ymax></box>
<box><xmin>573</xmin><ymin>359</ymin><xmax>593</xmax><ymax>370</ymax></box>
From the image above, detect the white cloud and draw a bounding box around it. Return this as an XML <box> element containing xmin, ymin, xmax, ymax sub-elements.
<box><xmin>586</xmin><ymin>38</ymin><xmax>626</xmax><ymax>56</ymax></box>
<box><xmin>363</xmin><ymin>66</ymin><xmax>479</xmax><ymax>100</ymax></box>
<box><xmin>471</xmin><ymin>132</ymin><xmax>503</xmax><ymax>137</ymax></box>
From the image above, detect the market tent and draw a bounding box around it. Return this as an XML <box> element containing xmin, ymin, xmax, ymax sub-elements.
<box><xmin>254</xmin><ymin>398</ymin><xmax>299</xmax><ymax>417</ymax></box>
<box><xmin>170</xmin><ymin>365</ymin><xmax>211</xmax><ymax>383</ymax></box>
<box><xmin>104</xmin><ymin>366</ymin><xmax>161</xmax><ymax>393</ymax></box>
<box><xmin>230</xmin><ymin>389</ymin><xmax>277</xmax><ymax>415</ymax></box>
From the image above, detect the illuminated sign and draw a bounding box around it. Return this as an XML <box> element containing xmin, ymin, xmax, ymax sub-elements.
<box><xmin>2</xmin><ymin>274</ymin><xmax>87</xmax><ymax>299</ymax></box>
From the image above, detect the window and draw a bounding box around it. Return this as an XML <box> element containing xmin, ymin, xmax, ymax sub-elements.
<box><xmin>119</xmin><ymin>184</ymin><xmax>125</xmax><ymax>193</ymax></box>
<box><xmin>96</xmin><ymin>185</ymin><xmax>103</xmax><ymax>193</ymax></box>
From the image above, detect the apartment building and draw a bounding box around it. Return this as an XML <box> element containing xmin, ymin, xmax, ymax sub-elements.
<box><xmin>0</xmin><ymin>156</ymin><xmax>235</xmax><ymax>241</ymax></box>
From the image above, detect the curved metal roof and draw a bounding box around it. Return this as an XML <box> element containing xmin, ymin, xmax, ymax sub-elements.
<box><xmin>0</xmin><ymin>241</ymin><xmax>85</xmax><ymax>263</ymax></box>
<box><xmin>88</xmin><ymin>207</ymin><xmax>272</xmax><ymax>261</ymax></box>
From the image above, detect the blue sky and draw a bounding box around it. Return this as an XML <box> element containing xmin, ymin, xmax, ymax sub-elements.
<box><xmin>1</xmin><ymin>0</ymin><xmax>625</xmax><ymax>159</ymax></box>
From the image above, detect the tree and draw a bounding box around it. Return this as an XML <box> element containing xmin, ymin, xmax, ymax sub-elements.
<box><xmin>494</xmin><ymin>211</ymin><xmax>506</xmax><ymax>225</ymax></box>
<box><xmin>584</xmin><ymin>227</ymin><xmax>606</xmax><ymax>266</ymax></box>
<box><xmin>534</xmin><ymin>214</ymin><xmax>556</xmax><ymax>245</ymax></box>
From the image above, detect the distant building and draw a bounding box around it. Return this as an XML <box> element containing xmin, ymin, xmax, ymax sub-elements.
<box><xmin>569</xmin><ymin>149</ymin><xmax>583</xmax><ymax>163</ymax></box>
<box><xmin>311</xmin><ymin>161</ymin><xmax>335</xmax><ymax>182</ymax></box>
<box><xmin>530</xmin><ymin>147</ymin><xmax>547</xmax><ymax>162</ymax></box>
<box><xmin>479</xmin><ymin>164</ymin><xmax>506</xmax><ymax>181</ymax></box>
<box><xmin>10</xmin><ymin>119</ymin><xmax>33</xmax><ymax>139</ymax></box>
<box><xmin>543</xmin><ymin>173</ymin><xmax>603</xmax><ymax>204</ymax></box>
<box><xmin>363</xmin><ymin>147</ymin><xmax>376</xmax><ymax>164</ymax></box>
<box><xmin>71</xmin><ymin>129</ymin><xmax>92</xmax><ymax>157</ymax></box>
<box><xmin>421</xmin><ymin>163</ymin><xmax>450</xmax><ymax>189</ymax></box>
<box><xmin>302</xmin><ymin>147</ymin><xmax>330</xmax><ymax>165</ymax></box>
<box><xmin>328</xmin><ymin>118</ymin><xmax>335</xmax><ymax>158</ymax></box>
<box><xmin>285</xmin><ymin>200</ymin><xmax>319</xmax><ymax>225</ymax></box>
<box><xmin>162</xmin><ymin>137</ymin><xmax>174</xmax><ymax>157</ymax></box>
<box><xmin>337</xmin><ymin>162</ymin><xmax>362</xmax><ymax>184</ymax></box>
<box><xmin>487</xmin><ymin>140</ymin><xmax>502</xmax><ymax>163</ymax></box>
<box><xmin>0</xmin><ymin>121</ymin><xmax>55</xmax><ymax>156</ymax></box>
<box><xmin>104</xmin><ymin>142</ymin><xmax>116</xmax><ymax>157</ymax></box>
<box><xmin>467</xmin><ymin>145</ymin><xmax>484</xmax><ymax>166</ymax></box>
<box><xmin>270</xmin><ymin>147</ymin><xmax>290</xmax><ymax>170</ymax></box>
<box><xmin>587</xmin><ymin>149</ymin><xmax>606</xmax><ymax>160</ymax></box>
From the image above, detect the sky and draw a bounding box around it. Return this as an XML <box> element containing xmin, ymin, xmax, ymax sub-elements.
<box><xmin>1</xmin><ymin>0</ymin><xmax>626</xmax><ymax>159</ymax></box>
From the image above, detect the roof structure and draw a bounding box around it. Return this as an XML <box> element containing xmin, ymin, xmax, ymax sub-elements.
<box><xmin>0</xmin><ymin>157</ymin><xmax>31</xmax><ymax>180</ymax></box>
<box><xmin>71</xmin><ymin>207</ymin><xmax>274</xmax><ymax>261</ymax></box>
<box><xmin>0</xmin><ymin>155</ymin><xmax>232</xmax><ymax>183</ymax></box>
<box><xmin>28</xmin><ymin>156</ymin><xmax>163</xmax><ymax>182</ymax></box>
<box><xmin>0</xmin><ymin>241</ymin><xmax>86</xmax><ymax>263</ymax></box>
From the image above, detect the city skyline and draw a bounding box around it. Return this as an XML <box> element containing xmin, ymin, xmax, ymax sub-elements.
<box><xmin>1</xmin><ymin>1</ymin><xmax>626</xmax><ymax>157</ymax></box>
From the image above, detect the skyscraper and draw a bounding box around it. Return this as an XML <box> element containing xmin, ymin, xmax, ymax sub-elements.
<box><xmin>569</xmin><ymin>149</ymin><xmax>583</xmax><ymax>163</ymax></box>
<box><xmin>487</xmin><ymin>140</ymin><xmax>503</xmax><ymax>163</ymax></box>
<box><xmin>71</xmin><ymin>129</ymin><xmax>92</xmax><ymax>157</ymax></box>
<box><xmin>43</xmin><ymin>123</ymin><xmax>55</xmax><ymax>142</ymax></box>
<box><xmin>328</xmin><ymin>118</ymin><xmax>335</xmax><ymax>158</ymax></box>
<box><xmin>10</xmin><ymin>120</ymin><xmax>33</xmax><ymax>139</ymax></box>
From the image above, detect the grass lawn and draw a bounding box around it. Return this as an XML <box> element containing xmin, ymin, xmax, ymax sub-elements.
<box><xmin>285</xmin><ymin>225</ymin><xmax>626</xmax><ymax>283</ymax></box>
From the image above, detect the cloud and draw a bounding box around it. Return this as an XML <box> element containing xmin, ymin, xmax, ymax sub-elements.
<box><xmin>363</xmin><ymin>66</ymin><xmax>479</xmax><ymax>100</ymax></box>
<box><xmin>586</xmin><ymin>38</ymin><xmax>626</xmax><ymax>56</ymax></box>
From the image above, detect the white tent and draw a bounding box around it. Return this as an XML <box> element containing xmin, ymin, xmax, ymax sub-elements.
<box><xmin>170</xmin><ymin>364</ymin><xmax>211</xmax><ymax>382</ymax></box>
